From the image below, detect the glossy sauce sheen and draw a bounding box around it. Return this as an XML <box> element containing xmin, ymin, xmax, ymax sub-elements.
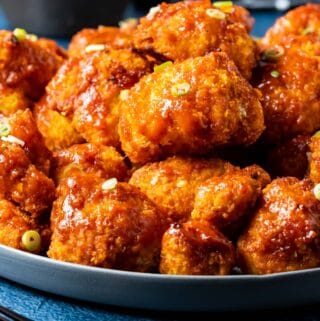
<box><xmin>119</xmin><ymin>52</ymin><xmax>264</xmax><ymax>164</ymax></box>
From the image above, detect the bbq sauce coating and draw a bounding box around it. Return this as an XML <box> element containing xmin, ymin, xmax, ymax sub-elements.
<box><xmin>160</xmin><ymin>220</ymin><xmax>236</xmax><ymax>275</ymax></box>
<box><xmin>133</xmin><ymin>0</ymin><xmax>257</xmax><ymax>79</ymax></box>
<box><xmin>48</xmin><ymin>174</ymin><xmax>166</xmax><ymax>272</ymax></box>
<box><xmin>238</xmin><ymin>178</ymin><xmax>320</xmax><ymax>274</ymax></box>
<box><xmin>119</xmin><ymin>52</ymin><xmax>264</xmax><ymax>164</ymax></box>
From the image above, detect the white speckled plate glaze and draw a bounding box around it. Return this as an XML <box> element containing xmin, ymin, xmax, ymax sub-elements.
<box><xmin>0</xmin><ymin>244</ymin><xmax>319</xmax><ymax>311</ymax></box>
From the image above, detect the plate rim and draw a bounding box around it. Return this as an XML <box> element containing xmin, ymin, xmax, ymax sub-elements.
<box><xmin>1</xmin><ymin>243</ymin><xmax>320</xmax><ymax>281</ymax></box>
<box><xmin>2</xmin><ymin>243</ymin><xmax>320</xmax><ymax>311</ymax></box>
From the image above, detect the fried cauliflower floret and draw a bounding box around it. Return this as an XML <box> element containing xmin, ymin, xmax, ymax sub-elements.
<box><xmin>130</xmin><ymin>156</ymin><xmax>230</xmax><ymax>224</ymax></box>
<box><xmin>119</xmin><ymin>52</ymin><xmax>264</xmax><ymax>164</ymax></box>
<box><xmin>160</xmin><ymin>220</ymin><xmax>236</xmax><ymax>275</ymax></box>
<box><xmin>265</xmin><ymin>135</ymin><xmax>310</xmax><ymax>179</ymax></box>
<box><xmin>2</xmin><ymin>109</ymin><xmax>52</xmax><ymax>175</ymax></box>
<box><xmin>255</xmin><ymin>36</ymin><xmax>320</xmax><ymax>143</ymax></box>
<box><xmin>191</xmin><ymin>165</ymin><xmax>270</xmax><ymax>237</ymax></box>
<box><xmin>52</xmin><ymin>143</ymin><xmax>128</xmax><ymax>184</ymax></box>
<box><xmin>0</xmin><ymin>30</ymin><xmax>64</xmax><ymax>101</ymax></box>
<box><xmin>35</xmin><ymin>49</ymin><xmax>152</xmax><ymax>151</ymax></box>
<box><xmin>48</xmin><ymin>174</ymin><xmax>166</xmax><ymax>271</ymax></box>
<box><xmin>68</xmin><ymin>26</ymin><xmax>133</xmax><ymax>57</ymax></box>
<box><xmin>238</xmin><ymin>178</ymin><xmax>320</xmax><ymax>274</ymax></box>
<box><xmin>133</xmin><ymin>0</ymin><xmax>257</xmax><ymax>79</ymax></box>
<box><xmin>0</xmin><ymin>199</ymin><xmax>51</xmax><ymax>253</ymax></box>
<box><xmin>0</xmin><ymin>142</ymin><xmax>55</xmax><ymax>218</ymax></box>
<box><xmin>262</xmin><ymin>4</ymin><xmax>320</xmax><ymax>47</ymax></box>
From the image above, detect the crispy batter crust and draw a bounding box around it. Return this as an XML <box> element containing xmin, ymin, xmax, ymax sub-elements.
<box><xmin>130</xmin><ymin>156</ymin><xmax>229</xmax><ymax>224</ymax></box>
<box><xmin>48</xmin><ymin>175</ymin><xmax>166</xmax><ymax>271</ymax></box>
<box><xmin>35</xmin><ymin>49</ymin><xmax>152</xmax><ymax>151</ymax></box>
<box><xmin>119</xmin><ymin>52</ymin><xmax>264</xmax><ymax>163</ymax></box>
<box><xmin>238</xmin><ymin>178</ymin><xmax>320</xmax><ymax>274</ymax></box>
<box><xmin>52</xmin><ymin>143</ymin><xmax>128</xmax><ymax>184</ymax></box>
<box><xmin>160</xmin><ymin>220</ymin><xmax>236</xmax><ymax>275</ymax></box>
<box><xmin>133</xmin><ymin>0</ymin><xmax>257</xmax><ymax>79</ymax></box>
<box><xmin>255</xmin><ymin>36</ymin><xmax>320</xmax><ymax>143</ymax></box>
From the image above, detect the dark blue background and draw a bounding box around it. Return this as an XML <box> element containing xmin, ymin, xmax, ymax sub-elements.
<box><xmin>0</xmin><ymin>4</ymin><xmax>317</xmax><ymax>321</ymax></box>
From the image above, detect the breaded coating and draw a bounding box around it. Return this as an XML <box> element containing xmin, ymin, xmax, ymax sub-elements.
<box><xmin>230</xmin><ymin>5</ymin><xmax>255</xmax><ymax>33</ymax></box>
<box><xmin>262</xmin><ymin>4</ymin><xmax>320</xmax><ymax>47</ymax></box>
<box><xmin>240</xmin><ymin>164</ymin><xmax>271</xmax><ymax>188</ymax></box>
<box><xmin>0</xmin><ymin>199</ymin><xmax>50</xmax><ymax>253</ymax></box>
<box><xmin>133</xmin><ymin>0</ymin><xmax>258</xmax><ymax>79</ymax></box>
<box><xmin>160</xmin><ymin>220</ymin><xmax>236</xmax><ymax>275</ymax></box>
<box><xmin>33</xmin><ymin>103</ymin><xmax>84</xmax><ymax>152</ymax></box>
<box><xmin>308</xmin><ymin>134</ymin><xmax>320</xmax><ymax>183</ymax></box>
<box><xmin>238</xmin><ymin>178</ymin><xmax>320</xmax><ymax>274</ymax></box>
<box><xmin>0</xmin><ymin>142</ymin><xmax>55</xmax><ymax>218</ymax></box>
<box><xmin>35</xmin><ymin>49</ymin><xmax>152</xmax><ymax>151</ymax></box>
<box><xmin>255</xmin><ymin>35</ymin><xmax>320</xmax><ymax>143</ymax></box>
<box><xmin>191</xmin><ymin>165</ymin><xmax>270</xmax><ymax>237</ymax></box>
<box><xmin>52</xmin><ymin>143</ymin><xmax>128</xmax><ymax>184</ymax></box>
<box><xmin>129</xmin><ymin>156</ymin><xmax>229</xmax><ymax>224</ymax></box>
<box><xmin>119</xmin><ymin>52</ymin><xmax>264</xmax><ymax>164</ymax></box>
<box><xmin>2</xmin><ymin>109</ymin><xmax>52</xmax><ymax>175</ymax></box>
<box><xmin>265</xmin><ymin>135</ymin><xmax>310</xmax><ymax>179</ymax></box>
<box><xmin>48</xmin><ymin>174</ymin><xmax>166</xmax><ymax>271</ymax></box>
<box><xmin>68</xmin><ymin>26</ymin><xmax>132</xmax><ymax>57</ymax></box>
<box><xmin>0</xmin><ymin>30</ymin><xmax>64</xmax><ymax>101</ymax></box>
<box><xmin>0</xmin><ymin>84</ymin><xmax>30</xmax><ymax>116</ymax></box>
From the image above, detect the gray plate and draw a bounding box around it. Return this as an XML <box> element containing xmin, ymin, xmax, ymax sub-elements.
<box><xmin>0</xmin><ymin>243</ymin><xmax>320</xmax><ymax>311</ymax></box>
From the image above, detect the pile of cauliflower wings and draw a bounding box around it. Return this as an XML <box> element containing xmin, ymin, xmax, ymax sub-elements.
<box><xmin>1</xmin><ymin>1</ymin><xmax>320</xmax><ymax>275</ymax></box>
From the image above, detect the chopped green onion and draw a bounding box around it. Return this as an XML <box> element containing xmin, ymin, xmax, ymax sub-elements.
<box><xmin>301</xmin><ymin>26</ymin><xmax>314</xmax><ymax>36</ymax></box>
<box><xmin>154</xmin><ymin>61</ymin><xmax>173</xmax><ymax>72</ymax></box>
<box><xmin>84</xmin><ymin>44</ymin><xmax>105</xmax><ymax>53</ymax></box>
<box><xmin>102</xmin><ymin>178</ymin><xmax>118</xmax><ymax>190</ymax></box>
<box><xmin>206</xmin><ymin>8</ymin><xmax>226</xmax><ymax>19</ymax></box>
<box><xmin>314</xmin><ymin>184</ymin><xmax>320</xmax><ymax>201</ymax></box>
<box><xmin>119</xmin><ymin>18</ymin><xmax>138</xmax><ymax>29</ymax></box>
<box><xmin>313</xmin><ymin>130</ymin><xmax>320</xmax><ymax>138</ymax></box>
<box><xmin>147</xmin><ymin>6</ymin><xmax>161</xmax><ymax>19</ymax></box>
<box><xmin>270</xmin><ymin>70</ymin><xmax>280</xmax><ymax>78</ymax></box>
<box><xmin>13</xmin><ymin>28</ymin><xmax>27</xmax><ymax>41</ymax></box>
<box><xmin>21</xmin><ymin>230</ymin><xmax>41</xmax><ymax>252</ymax></box>
<box><xmin>171</xmin><ymin>82</ymin><xmax>191</xmax><ymax>97</ymax></box>
<box><xmin>1</xmin><ymin>135</ymin><xmax>24</xmax><ymax>146</ymax></box>
<box><xmin>262</xmin><ymin>46</ymin><xmax>284</xmax><ymax>62</ymax></box>
<box><xmin>26</xmin><ymin>34</ymin><xmax>38</xmax><ymax>41</ymax></box>
<box><xmin>0</xmin><ymin>122</ymin><xmax>10</xmax><ymax>137</ymax></box>
<box><xmin>213</xmin><ymin>1</ymin><xmax>233</xmax><ymax>8</ymax></box>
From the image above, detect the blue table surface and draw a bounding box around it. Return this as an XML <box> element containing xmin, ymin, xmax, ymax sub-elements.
<box><xmin>0</xmin><ymin>4</ymin><xmax>319</xmax><ymax>321</ymax></box>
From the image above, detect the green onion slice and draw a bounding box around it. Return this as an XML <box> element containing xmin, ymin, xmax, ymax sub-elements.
<box><xmin>13</xmin><ymin>28</ymin><xmax>27</xmax><ymax>41</ymax></box>
<box><xmin>270</xmin><ymin>70</ymin><xmax>280</xmax><ymax>78</ymax></box>
<box><xmin>262</xmin><ymin>46</ymin><xmax>284</xmax><ymax>62</ymax></box>
<box><xmin>213</xmin><ymin>1</ymin><xmax>233</xmax><ymax>8</ymax></box>
<box><xmin>21</xmin><ymin>230</ymin><xmax>41</xmax><ymax>252</ymax></box>
<box><xmin>0</xmin><ymin>122</ymin><xmax>10</xmax><ymax>137</ymax></box>
<box><xmin>171</xmin><ymin>82</ymin><xmax>191</xmax><ymax>97</ymax></box>
<box><xmin>26</xmin><ymin>34</ymin><xmax>38</xmax><ymax>41</ymax></box>
<box><xmin>154</xmin><ymin>61</ymin><xmax>173</xmax><ymax>72</ymax></box>
<box><xmin>206</xmin><ymin>8</ymin><xmax>226</xmax><ymax>19</ymax></box>
<box><xmin>313</xmin><ymin>130</ymin><xmax>320</xmax><ymax>138</ymax></box>
<box><xmin>314</xmin><ymin>184</ymin><xmax>320</xmax><ymax>201</ymax></box>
